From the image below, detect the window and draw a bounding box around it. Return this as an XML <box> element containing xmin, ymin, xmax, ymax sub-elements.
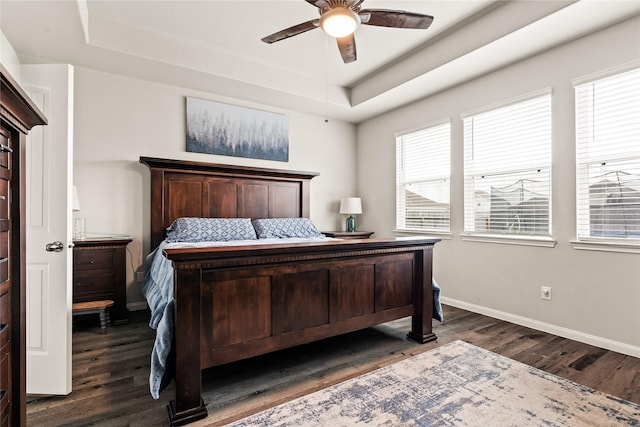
<box><xmin>463</xmin><ymin>90</ymin><xmax>552</xmax><ymax>237</ymax></box>
<box><xmin>395</xmin><ymin>121</ymin><xmax>451</xmax><ymax>233</ymax></box>
<box><xmin>575</xmin><ymin>66</ymin><xmax>640</xmax><ymax>242</ymax></box>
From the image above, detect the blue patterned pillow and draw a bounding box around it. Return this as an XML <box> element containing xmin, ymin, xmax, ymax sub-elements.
<box><xmin>165</xmin><ymin>217</ymin><xmax>257</xmax><ymax>242</ymax></box>
<box><xmin>252</xmin><ymin>218</ymin><xmax>323</xmax><ymax>239</ymax></box>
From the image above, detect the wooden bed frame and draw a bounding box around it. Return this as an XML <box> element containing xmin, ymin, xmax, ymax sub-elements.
<box><xmin>140</xmin><ymin>157</ymin><xmax>440</xmax><ymax>426</ymax></box>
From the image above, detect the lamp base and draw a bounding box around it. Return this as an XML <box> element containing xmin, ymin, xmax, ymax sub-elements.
<box><xmin>74</xmin><ymin>217</ymin><xmax>86</xmax><ymax>240</ymax></box>
<box><xmin>346</xmin><ymin>215</ymin><xmax>357</xmax><ymax>232</ymax></box>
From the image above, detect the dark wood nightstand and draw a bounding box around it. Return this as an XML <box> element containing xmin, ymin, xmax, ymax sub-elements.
<box><xmin>73</xmin><ymin>237</ymin><xmax>132</xmax><ymax>324</ymax></box>
<box><xmin>322</xmin><ymin>231</ymin><xmax>374</xmax><ymax>239</ymax></box>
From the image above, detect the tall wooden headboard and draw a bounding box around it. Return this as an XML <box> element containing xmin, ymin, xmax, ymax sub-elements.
<box><xmin>140</xmin><ymin>157</ymin><xmax>319</xmax><ymax>248</ymax></box>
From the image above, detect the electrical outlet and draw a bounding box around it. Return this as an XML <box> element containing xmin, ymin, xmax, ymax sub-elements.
<box><xmin>135</xmin><ymin>268</ymin><xmax>145</xmax><ymax>283</ymax></box>
<box><xmin>541</xmin><ymin>286</ymin><xmax>552</xmax><ymax>300</ymax></box>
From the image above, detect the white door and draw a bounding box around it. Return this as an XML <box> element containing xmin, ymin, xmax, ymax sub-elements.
<box><xmin>23</xmin><ymin>64</ymin><xmax>74</xmax><ymax>395</ymax></box>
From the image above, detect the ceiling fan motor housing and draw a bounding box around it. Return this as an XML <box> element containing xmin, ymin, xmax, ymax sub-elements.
<box><xmin>320</xmin><ymin>6</ymin><xmax>362</xmax><ymax>38</ymax></box>
<box><xmin>317</xmin><ymin>0</ymin><xmax>364</xmax><ymax>12</ymax></box>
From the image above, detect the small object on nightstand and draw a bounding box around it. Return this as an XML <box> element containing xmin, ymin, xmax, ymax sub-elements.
<box><xmin>322</xmin><ymin>231</ymin><xmax>374</xmax><ymax>239</ymax></box>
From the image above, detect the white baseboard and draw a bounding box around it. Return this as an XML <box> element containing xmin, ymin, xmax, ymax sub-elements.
<box><xmin>441</xmin><ymin>297</ymin><xmax>640</xmax><ymax>358</ymax></box>
<box><xmin>127</xmin><ymin>301</ymin><xmax>148</xmax><ymax>312</ymax></box>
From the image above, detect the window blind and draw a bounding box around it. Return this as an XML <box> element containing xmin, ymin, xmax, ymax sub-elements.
<box><xmin>575</xmin><ymin>66</ymin><xmax>640</xmax><ymax>241</ymax></box>
<box><xmin>463</xmin><ymin>91</ymin><xmax>552</xmax><ymax>236</ymax></box>
<box><xmin>396</xmin><ymin>122</ymin><xmax>451</xmax><ymax>232</ymax></box>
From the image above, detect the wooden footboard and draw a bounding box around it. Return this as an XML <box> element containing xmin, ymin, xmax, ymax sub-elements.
<box><xmin>163</xmin><ymin>237</ymin><xmax>439</xmax><ymax>425</ymax></box>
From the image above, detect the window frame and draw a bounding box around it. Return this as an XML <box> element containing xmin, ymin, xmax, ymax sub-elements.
<box><xmin>395</xmin><ymin>120</ymin><xmax>452</xmax><ymax>235</ymax></box>
<box><xmin>572</xmin><ymin>61</ymin><xmax>640</xmax><ymax>253</ymax></box>
<box><xmin>461</xmin><ymin>88</ymin><xmax>554</xmax><ymax>244</ymax></box>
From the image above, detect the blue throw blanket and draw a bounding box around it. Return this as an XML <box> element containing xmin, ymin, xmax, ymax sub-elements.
<box><xmin>432</xmin><ymin>278</ymin><xmax>443</xmax><ymax>323</ymax></box>
<box><xmin>141</xmin><ymin>241</ymin><xmax>175</xmax><ymax>399</ymax></box>
<box><xmin>142</xmin><ymin>241</ymin><xmax>444</xmax><ymax>399</ymax></box>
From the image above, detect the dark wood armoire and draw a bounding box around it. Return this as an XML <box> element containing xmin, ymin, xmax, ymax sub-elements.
<box><xmin>0</xmin><ymin>65</ymin><xmax>48</xmax><ymax>426</ymax></box>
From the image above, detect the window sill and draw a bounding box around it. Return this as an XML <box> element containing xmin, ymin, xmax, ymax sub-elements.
<box><xmin>460</xmin><ymin>233</ymin><xmax>556</xmax><ymax>247</ymax></box>
<box><xmin>394</xmin><ymin>229</ymin><xmax>453</xmax><ymax>240</ymax></box>
<box><xmin>570</xmin><ymin>239</ymin><xmax>640</xmax><ymax>254</ymax></box>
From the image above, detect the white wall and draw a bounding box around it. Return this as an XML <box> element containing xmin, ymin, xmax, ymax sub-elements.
<box><xmin>72</xmin><ymin>67</ymin><xmax>357</xmax><ymax>307</ymax></box>
<box><xmin>1</xmin><ymin>30</ymin><xmax>21</xmax><ymax>83</ymax></box>
<box><xmin>357</xmin><ymin>17</ymin><xmax>640</xmax><ymax>355</ymax></box>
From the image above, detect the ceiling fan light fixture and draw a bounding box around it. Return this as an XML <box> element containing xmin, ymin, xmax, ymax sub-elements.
<box><xmin>320</xmin><ymin>6</ymin><xmax>361</xmax><ymax>38</ymax></box>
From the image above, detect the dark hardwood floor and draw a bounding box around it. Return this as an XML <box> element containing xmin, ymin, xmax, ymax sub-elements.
<box><xmin>26</xmin><ymin>305</ymin><xmax>640</xmax><ymax>426</ymax></box>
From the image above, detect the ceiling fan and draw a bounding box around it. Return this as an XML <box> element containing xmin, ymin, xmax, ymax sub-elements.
<box><xmin>261</xmin><ymin>0</ymin><xmax>434</xmax><ymax>64</ymax></box>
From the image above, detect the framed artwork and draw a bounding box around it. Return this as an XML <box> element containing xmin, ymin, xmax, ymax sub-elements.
<box><xmin>186</xmin><ymin>97</ymin><xmax>289</xmax><ymax>162</ymax></box>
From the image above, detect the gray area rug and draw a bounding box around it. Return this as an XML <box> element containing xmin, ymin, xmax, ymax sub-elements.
<box><xmin>226</xmin><ymin>340</ymin><xmax>640</xmax><ymax>426</ymax></box>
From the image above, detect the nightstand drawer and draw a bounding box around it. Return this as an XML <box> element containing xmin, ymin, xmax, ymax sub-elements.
<box><xmin>74</xmin><ymin>249</ymin><xmax>114</xmax><ymax>272</ymax></box>
<box><xmin>74</xmin><ymin>273</ymin><xmax>114</xmax><ymax>295</ymax></box>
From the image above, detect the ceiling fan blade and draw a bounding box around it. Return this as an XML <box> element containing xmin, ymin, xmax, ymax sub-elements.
<box><xmin>261</xmin><ymin>19</ymin><xmax>320</xmax><ymax>44</ymax></box>
<box><xmin>336</xmin><ymin>33</ymin><xmax>357</xmax><ymax>63</ymax></box>
<box><xmin>360</xmin><ymin>9</ymin><xmax>434</xmax><ymax>29</ymax></box>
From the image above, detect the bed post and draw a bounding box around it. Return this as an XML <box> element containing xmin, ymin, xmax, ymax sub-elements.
<box><xmin>407</xmin><ymin>246</ymin><xmax>437</xmax><ymax>344</ymax></box>
<box><xmin>168</xmin><ymin>268</ymin><xmax>207</xmax><ymax>426</ymax></box>
<box><xmin>301</xmin><ymin>179</ymin><xmax>311</xmax><ymax>218</ymax></box>
<box><xmin>148</xmin><ymin>168</ymin><xmax>165</xmax><ymax>249</ymax></box>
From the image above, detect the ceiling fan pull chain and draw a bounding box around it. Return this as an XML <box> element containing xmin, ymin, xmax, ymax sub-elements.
<box><xmin>324</xmin><ymin>35</ymin><xmax>329</xmax><ymax>123</ymax></box>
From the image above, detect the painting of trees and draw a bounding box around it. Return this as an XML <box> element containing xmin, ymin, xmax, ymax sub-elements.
<box><xmin>186</xmin><ymin>97</ymin><xmax>289</xmax><ymax>162</ymax></box>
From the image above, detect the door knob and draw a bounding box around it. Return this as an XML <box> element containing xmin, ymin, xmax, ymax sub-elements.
<box><xmin>45</xmin><ymin>241</ymin><xmax>64</xmax><ymax>252</ymax></box>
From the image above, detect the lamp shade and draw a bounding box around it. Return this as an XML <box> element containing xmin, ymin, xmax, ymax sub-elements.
<box><xmin>72</xmin><ymin>185</ymin><xmax>80</xmax><ymax>211</ymax></box>
<box><xmin>339</xmin><ymin>197</ymin><xmax>362</xmax><ymax>214</ymax></box>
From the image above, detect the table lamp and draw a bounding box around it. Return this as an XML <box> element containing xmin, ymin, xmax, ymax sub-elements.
<box><xmin>339</xmin><ymin>197</ymin><xmax>362</xmax><ymax>232</ymax></box>
<box><xmin>73</xmin><ymin>185</ymin><xmax>86</xmax><ymax>240</ymax></box>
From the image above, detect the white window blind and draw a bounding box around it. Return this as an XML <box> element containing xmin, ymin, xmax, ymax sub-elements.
<box><xmin>463</xmin><ymin>91</ymin><xmax>552</xmax><ymax>236</ymax></box>
<box><xmin>396</xmin><ymin>122</ymin><xmax>451</xmax><ymax>232</ymax></box>
<box><xmin>575</xmin><ymin>66</ymin><xmax>640</xmax><ymax>242</ymax></box>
